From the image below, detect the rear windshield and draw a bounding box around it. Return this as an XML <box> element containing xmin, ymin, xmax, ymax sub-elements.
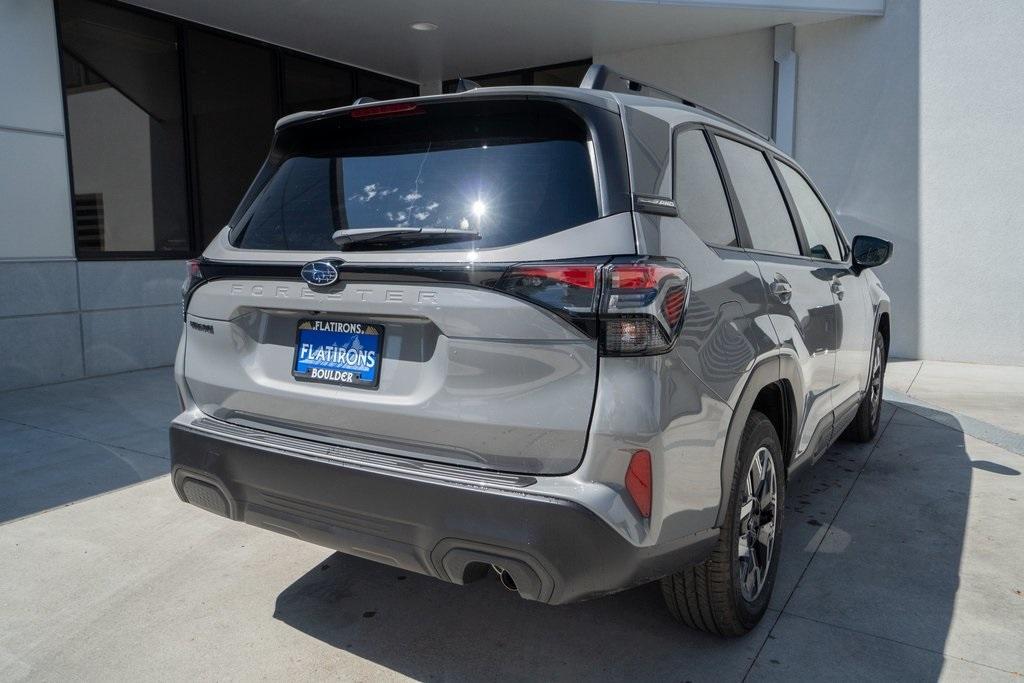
<box><xmin>232</xmin><ymin>100</ymin><xmax>600</xmax><ymax>251</ymax></box>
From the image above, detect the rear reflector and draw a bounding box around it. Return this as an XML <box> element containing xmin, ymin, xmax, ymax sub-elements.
<box><xmin>350</xmin><ymin>102</ymin><xmax>422</xmax><ymax>119</ymax></box>
<box><xmin>625</xmin><ymin>449</ymin><xmax>653</xmax><ymax>518</ymax></box>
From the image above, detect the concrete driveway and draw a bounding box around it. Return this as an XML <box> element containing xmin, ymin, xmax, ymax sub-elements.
<box><xmin>1</xmin><ymin>362</ymin><xmax>1022</xmax><ymax>681</ymax></box>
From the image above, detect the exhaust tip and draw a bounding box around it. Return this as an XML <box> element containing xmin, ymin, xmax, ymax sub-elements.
<box><xmin>493</xmin><ymin>565</ymin><xmax>518</xmax><ymax>593</ymax></box>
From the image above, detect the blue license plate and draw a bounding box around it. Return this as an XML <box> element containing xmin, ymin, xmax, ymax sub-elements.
<box><xmin>292</xmin><ymin>319</ymin><xmax>383</xmax><ymax>388</ymax></box>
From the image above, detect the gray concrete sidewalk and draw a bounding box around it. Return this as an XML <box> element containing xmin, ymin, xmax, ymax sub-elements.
<box><xmin>1</xmin><ymin>362</ymin><xmax>1022</xmax><ymax>681</ymax></box>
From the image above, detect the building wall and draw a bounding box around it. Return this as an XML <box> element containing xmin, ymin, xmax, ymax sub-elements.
<box><xmin>796</xmin><ymin>0</ymin><xmax>1024</xmax><ymax>365</ymax></box>
<box><xmin>0</xmin><ymin>1</ymin><xmax>183</xmax><ymax>391</ymax></box>
<box><xmin>595</xmin><ymin>28</ymin><xmax>775</xmax><ymax>137</ymax></box>
<box><xmin>0</xmin><ymin>0</ymin><xmax>73</xmax><ymax>259</ymax></box>
<box><xmin>793</xmin><ymin>0</ymin><xmax>921</xmax><ymax>360</ymax></box>
<box><xmin>916</xmin><ymin>0</ymin><xmax>1024</xmax><ymax>364</ymax></box>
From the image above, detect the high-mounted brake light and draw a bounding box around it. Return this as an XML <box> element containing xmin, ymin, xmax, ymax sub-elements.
<box><xmin>350</xmin><ymin>102</ymin><xmax>423</xmax><ymax>119</ymax></box>
<box><xmin>494</xmin><ymin>257</ymin><xmax>690</xmax><ymax>356</ymax></box>
<box><xmin>625</xmin><ymin>449</ymin><xmax>653</xmax><ymax>518</ymax></box>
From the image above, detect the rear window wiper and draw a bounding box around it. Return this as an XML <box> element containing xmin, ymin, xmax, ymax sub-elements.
<box><xmin>332</xmin><ymin>226</ymin><xmax>482</xmax><ymax>249</ymax></box>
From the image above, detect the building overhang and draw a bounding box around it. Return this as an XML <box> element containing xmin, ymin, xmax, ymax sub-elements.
<box><xmin>123</xmin><ymin>0</ymin><xmax>885</xmax><ymax>83</ymax></box>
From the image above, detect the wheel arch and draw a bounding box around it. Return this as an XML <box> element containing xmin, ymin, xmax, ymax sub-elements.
<box><xmin>714</xmin><ymin>355</ymin><xmax>802</xmax><ymax>528</ymax></box>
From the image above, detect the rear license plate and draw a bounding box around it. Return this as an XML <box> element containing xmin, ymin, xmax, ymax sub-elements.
<box><xmin>292</xmin><ymin>319</ymin><xmax>384</xmax><ymax>388</ymax></box>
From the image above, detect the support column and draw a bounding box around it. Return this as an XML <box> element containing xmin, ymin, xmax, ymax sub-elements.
<box><xmin>772</xmin><ymin>23</ymin><xmax>797</xmax><ymax>155</ymax></box>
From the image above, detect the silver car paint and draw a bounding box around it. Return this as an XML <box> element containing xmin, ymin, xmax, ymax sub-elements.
<box><xmin>176</xmin><ymin>87</ymin><xmax>890</xmax><ymax>554</ymax></box>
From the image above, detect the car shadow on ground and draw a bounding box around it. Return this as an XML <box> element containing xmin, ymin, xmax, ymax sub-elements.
<box><xmin>272</xmin><ymin>401</ymin><xmax>987</xmax><ymax>680</ymax></box>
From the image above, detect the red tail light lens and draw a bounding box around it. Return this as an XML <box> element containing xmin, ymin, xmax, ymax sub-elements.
<box><xmin>181</xmin><ymin>259</ymin><xmax>204</xmax><ymax>320</ymax></box>
<box><xmin>350</xmin><ymin>102</ymin><xmax>422</xmax><ymax>119</ymax></box>
<box><xmin>496</xmin><ymin>264</ymin><xmax>599</xmax><ymax>314</ymax></box>
<box><xmin>600</xmin><ymin>259</ymin><xmax>689</xmax><ymax>356</ymax></box>
<box><xmin>625</xmin><ymin>449</ymin><xmax>653</xmax><ymax>518</ymax></box>
<box><xmin>494</xmin><ymin>257</ymin><xmax>689</xmax><ymax>355</ymax></box>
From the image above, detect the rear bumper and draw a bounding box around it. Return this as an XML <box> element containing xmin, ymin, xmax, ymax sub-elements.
<box><xmin>169</xmin><ymin>421</ymin><xmax>716</xmax><ymax>604</ymax></box>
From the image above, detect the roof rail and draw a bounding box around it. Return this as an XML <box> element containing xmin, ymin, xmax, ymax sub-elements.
<box><xmin>579</xmin><ymin>64</ymin><xmax>770</xmax><ymax>143</ymax></box>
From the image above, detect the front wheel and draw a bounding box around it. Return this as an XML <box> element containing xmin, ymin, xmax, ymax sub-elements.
<box><xmin>661</xmin><ymin>410</ymin><xmax>784</xmax><ymax>636</ymax></box>
<box><xmin>843</xmin><ymin>329</ymin><xmax>886</xmax><ymax>443</ymax></box>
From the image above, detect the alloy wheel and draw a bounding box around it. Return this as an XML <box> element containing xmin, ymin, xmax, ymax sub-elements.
<box><xmin>737</xmin><ymin>446</ymin><xmax>778</xmax><ymax>602</ymax></box>
<box><xmin>869</xmin><ymin>341</ymin><xmax>884</xmax><ymax>420</ymax></box>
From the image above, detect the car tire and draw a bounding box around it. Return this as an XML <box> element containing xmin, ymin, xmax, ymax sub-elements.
<box><xmin>842</xmin><ymin>330</ymin><xmax>886</xmax><ymax>443</ymax></box>
<box><xmin>660</xmin><ymin>410</ymin><xmax>784</xmax><ymax>636</ymax></box>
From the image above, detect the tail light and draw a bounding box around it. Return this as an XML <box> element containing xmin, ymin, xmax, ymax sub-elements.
<box><xmin>495</xmin><ymin>257</ymin><xmax>689</xmax><ymax>356</ymax></box>
<box><xmin>181</xmin><ymin>258</ymin><xmax>205</xmax><ymax>320</ymax></box>
<box><xmin>625</xmin><ymin>449</ymin><xmax>653</xmax><ymax>518</ymax></box>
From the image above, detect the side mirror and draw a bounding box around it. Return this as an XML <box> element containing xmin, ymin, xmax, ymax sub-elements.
<box><xmin>851</xmin><ymin>235</ymin><xmax>892</xmax><ymax>271</ymax></box>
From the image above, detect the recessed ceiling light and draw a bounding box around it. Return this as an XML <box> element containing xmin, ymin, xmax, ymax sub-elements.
<box><xmin>410</xmin><ymin>21</ymin><xmax>438</xmax><ymax>31</ymax></box>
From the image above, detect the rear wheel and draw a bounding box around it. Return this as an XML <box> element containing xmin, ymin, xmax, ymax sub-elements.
<box><xmin>661</xmin><ymin>410</ymin><xmax>784</xmax><ymax>636</ymax></box>
<box><xmin>843</xmin><ymin>329</ymin><xmax>886</xmax><ymax>443</ymax></box>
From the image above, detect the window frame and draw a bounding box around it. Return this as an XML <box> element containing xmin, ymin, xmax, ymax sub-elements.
<box><xmin>54</xmin><ymin>0</ymin><xmax>418</xmax><ymax>261</ymax></box>
<box><xmin>669</xmin><ymin>122</ymin><xmax>741</xmax><ymax>248</ymax></box>
<box><xmin>708</xmin><ymin>128</ymin><xmax>806</xmax><ymax>259</ymax></box>
<box><xmin>770</xmin><ymin>155</ymin><xmax>850</xmax><ymax>263</ymax></box>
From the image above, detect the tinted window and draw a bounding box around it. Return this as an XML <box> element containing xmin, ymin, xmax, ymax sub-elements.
<box><xmin>283</xmin><ymin>56</ymin><xmax>354</xmax><ymax>113</ymax></box>
<box><xmin>716</xmin><ymin>137</ymin><xmax>800</xmax><ymax>255</ymax></box>
<box><xmin>187</xmin><ymin>30</ymin><xmax>279</xmax><ymax>247</ymax></box>
<box><xmin>355</xmin><ymin>72</ymin><xmax>417</xmax><ymax>101</ymax></box>
<box><xmin>60</xmin><ymin>0</ymin><xmax>189</xmax><ymax>253</ymax></box>
<box><xmin>674</xmin><ymin>130</ymin><xmax>736</xmax><ymax>246</ymax></box>
<box><xmin>778</xmin><ymin>163</ymin><xmax>842</xmax><ymax>261</ymax></box>
<box><xmin>235</xmin><ymin>100</ymin><xmax>599</xmax><ymax>251</ymax></box>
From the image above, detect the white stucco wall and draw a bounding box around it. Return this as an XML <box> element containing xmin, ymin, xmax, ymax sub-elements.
<box><xmin>916</xmin><ymin>0</ymin><xmax>1024</xmax><ymax>365</ymax></box>
<box><xmin>796</xmin><ymin>0</ymin><xmax>1024</xmax><ymax>365</ymax></box>
<box><xmin>793</xmin><ymin>1</ymin><xmax>921</xmax><ymax>360</ymax></box>
<box><xmin>595</xmin><ymin>28</ymin><xmax>775</xmax><ymax>137</ymax></box>
<box><xmin>0</xmin><ymin>0</ymin><xmax>74</xmax><ymax>260</ymax></box>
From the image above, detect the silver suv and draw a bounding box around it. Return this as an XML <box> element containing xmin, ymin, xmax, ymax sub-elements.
<box><xmin>171</xmin><ymin>66</ymin><xmax>892</xmax><ymax>636</ymax></box>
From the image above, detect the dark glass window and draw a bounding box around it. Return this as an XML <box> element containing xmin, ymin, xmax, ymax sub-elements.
<box><xmin>532</xmin><ymin>62</ymin><xmax>591</xmax><ymax>87</ymax></box>
<box><xmin>60</xmin><ymin>0</ymin><xmax>189</xmax><ymax>254</ymax></box>
<box><xmin>674</xmin><ymin>129</ymin><xmax>736</xmax><ymax>246</ymax></box>
<box><xmin>59</xmin><ymin>0</ymin><xmax>418</xmax><ymax>257</ymax></box>
<box><xmin>716</xmin><ymin>137</ymin><xmax>800</xmax><ymax>255</ymax></box>
<box><xmin>443</xmin><ymin>60</ymin><xmax>591</xmax><ymax>93</ymax></box>
<box><xmin>778</xmin><ymin>163</ymin><xmax>843</xmax><ymax>261</ymax></box>
<box><xmin>283</xmin><ymin>56</ymin><xmax>354</xmax><ymax>114</ymax></box>
<box><xmin>186</xmin><ymin>30</ymin><xmax>279</xmax><ymax>247</ymax></box>
<box><xmin>355</xmin><ymin>72</ymin><xmax>418</xmax><ymax>101</ymax></box>
<box><xmin>234</xmin><ymin>100</ymin><xmax>598</xmax><ymax>252</ymax></box>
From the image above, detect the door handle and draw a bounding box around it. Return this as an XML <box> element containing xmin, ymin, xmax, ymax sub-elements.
<box><xmin>770</xmin><ymin>276</ymin><xmax>792</xmax><ymax>304</ymax></box>
<box><xmin>831</xmin><ymin>278</ymin><xmax>845</xmax><ymax>300</ymax></box>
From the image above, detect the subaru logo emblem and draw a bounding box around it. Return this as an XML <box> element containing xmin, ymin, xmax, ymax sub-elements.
<box><xmin>300</xmin><ymin>260</ymin><xmax>340</xmax><ymax>287</ymax></box>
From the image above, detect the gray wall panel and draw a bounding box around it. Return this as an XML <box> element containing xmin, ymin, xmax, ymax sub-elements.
<box><xmin>81</xmin><ymin>305</ymin><xmax>182</xmax><ymax>376</ymax></box>
<box><xmin>0</xmin><ymin>313</ymin><xmax>84</xmax><ymax>391</ymax></box>
<box><xmin>0</xmin><ymin>261</ymin><xmax>79</xmax><ymax>318</ymax></box>
<box><xmin>0</xmin><ymin>0</ymin><xmax>65</xmax><ymax>134</ymax></box>
<box><xmin>0</xmin><ymin>130</ymin><xmax>74</xmax><ymax>259</ymax></box>
<box><xmin>78</xmin><ymin>260</ymin><xmax>185</xmax><ymax>311</ymax></box>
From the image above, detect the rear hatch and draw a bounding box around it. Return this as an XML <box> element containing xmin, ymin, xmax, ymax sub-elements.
<box><xmin>182</xmin><ymin>96</ymin><xmax>635</xmax><ymax>475</ymax></box>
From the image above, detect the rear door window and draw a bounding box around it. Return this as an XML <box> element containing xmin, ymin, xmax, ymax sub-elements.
<box><xmin>233</xmin><ymin>100</ymin><xmax>600</xmax><ymax>251</ymax></box>
<box><xmin>777</xmin><ymin>162</ymin><xmax>843</xmax><ymax>261</ymax></box>
<box><xmin>674</xmin><ymin>129</ymin><xmax>737</xmax><ymax>246</ymax></box>
<box><xmin>715</xmin><ymin>136</ymin><xmax>800</xmax><ymax>256</ymax></box>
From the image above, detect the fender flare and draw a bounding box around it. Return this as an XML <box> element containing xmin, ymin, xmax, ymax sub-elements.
<box><xmin>714</xmin><ymin>353</ymin><xmax>804</xmax><ymax>528</ymax></box>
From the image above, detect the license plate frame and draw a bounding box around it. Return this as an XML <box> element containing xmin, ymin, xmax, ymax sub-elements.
<box><xmin>291</xmin><ymin>319</ymin><xmax>384</xmax><ymax>389</ymax></box>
